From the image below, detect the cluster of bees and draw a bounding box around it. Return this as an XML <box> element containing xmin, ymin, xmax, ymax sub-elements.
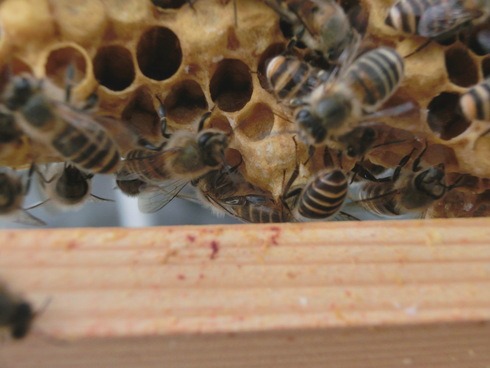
<box><xmin>0</xmin><ymin>0</ymin><xmax>489</xmax><ymax>229</ymax></box>
<box><xmin>0</xmin><ymin>0</ymin><xmax>489</xmax><ymax>341</ymax></box>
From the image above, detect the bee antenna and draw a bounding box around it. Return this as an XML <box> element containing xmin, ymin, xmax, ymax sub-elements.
<box><xmin>24</xmin><ymin>199</ymin><xmax>50</xmax><ymax>211</ymax></box>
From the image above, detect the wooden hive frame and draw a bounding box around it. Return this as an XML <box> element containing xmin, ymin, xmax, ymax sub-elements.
<box><xmin>1</xmin><ymin>219</ymin><xmax>490</xmax><ymax>367</ymax></box>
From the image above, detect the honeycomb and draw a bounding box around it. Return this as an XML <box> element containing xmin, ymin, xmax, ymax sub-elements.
<box><xmin>0</xmin><ymin>0</ymin><xmax>489</xmax><ymax>220</ymax></box>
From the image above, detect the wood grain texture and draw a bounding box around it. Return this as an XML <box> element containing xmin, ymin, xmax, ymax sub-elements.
<box><xmin>0</xmin><ymin>219</ymin><xmax>489</xmax><ymax>367</ymax></box>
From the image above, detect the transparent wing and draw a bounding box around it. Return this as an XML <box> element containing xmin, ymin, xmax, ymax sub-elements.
<box><xmin>418</xmin><ymin>3</ymin><xmax>481</xmax><ymax>38</ymax></box>
<box><xmin>137</xmin><ymin>179</ymin><xmax>189</xmax><ymax>214</ymax></box>
<box><xmin>11</xmin><ymin>210</ymin><xmax>46</xmax><ymax>227</ymax></box>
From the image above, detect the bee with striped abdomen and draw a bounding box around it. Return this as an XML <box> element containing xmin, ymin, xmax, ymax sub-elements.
<box><xmin>350</xmin><ymin>146</ymin><xmax>460</xmax><ymax>217</ymax></box>
<box><xmin>385</xmin><ymin>0</ymin><xmax>490</xmax><ymax>40</ymax></box>
<box><xmin>294</xmin><ymin>47</ymin><xmax>406</xmax><ymax>147</ymax></box>
<box><xmin>1</xmin><ymin>74</ymin><xmax>123</xmax><ymax>174</ymax></box>
<box><xmin>460</xmin><ymin>77</ymin><xmax>490</xmax><ymax>121</ymax></box>
<box><xmin>291</xmin><ymin>168</ymin><xmax>349</xmax><ymax>220</ymax></box>
<box><xmin>266</xmin><ymin>54</ymin><xmax>332</xmax><ymax>106</ymax></box>
<box><xmin>265</xmin><ymin>0</ymin><xmax>361</xmax><ymax>63</ymax></box>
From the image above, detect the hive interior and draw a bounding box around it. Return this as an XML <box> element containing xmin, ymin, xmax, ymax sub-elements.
<box><xmin>0</xmin><ymin>0</ymin><xmax>489</xmax><ymax>220</ymax></box>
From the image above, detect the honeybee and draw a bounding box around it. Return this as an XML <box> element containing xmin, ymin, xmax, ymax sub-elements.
<box><xmin>1</xmin><ymin>74</ymin><xmax>123</xmax><ymax>174</ymax></box>
<box><xmin>350</xmin><ymin>147</ymin><xmax>459</xmax><ymax>217</ymax></box>
<box><xmin>266</xmin><ymin>54</ymin><xmax>332</xmax><ymax>106</ymax></box>
<box><xmin>265</xmin><ymin>0</ymin><xmax>360</xmax><ymax>63</ymax></box>
<box><xmin>221</xmin><ymin>194</ymin><xmax>294</xmax><ymax>223</ymax></box>
<box><xmin>385</xmin><ymin>0</ymin><xmax>489</xmax><ymax>40</ymax></box>
<box><xmin>459</xmin><ymin>77</ymin><xmax>490</xmax><ymax>121</ymax></box>
<box><xmin>294</xmin><ymin>47</ymin><xmax>406</xmax><ymax>147</ymax></box>
<box><xmin>0</xmin><ymin>283</ymin><xmax>36</xmax><ymax>339</ymax></box>
<box><xmin>0</xmin><ymin>167</ymin><xmax>44</xmax><ymax>226</ymax></box>
<box><xmin>36</xmin><ymin>163</ymin><xmax>113</xmax><ymax>210</ymax></box>
<box><xmin>289</xmin><ymin>168</ymin><xmax>349</xmax><ymax>220</ymax></box>
<box><xmin>192</xmin><ymin>162</ymin><xmax>293</xmax><ymax>223</ymax></box>
<box><xmin>119</xmin><ymin>111</ymin><xmax>229</xmax><ymax>213</ymax></box>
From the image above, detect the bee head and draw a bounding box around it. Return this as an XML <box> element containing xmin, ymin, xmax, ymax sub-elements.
<box><xmin>10</xmin><ymin>301</ymin><xmax>34</xmax><ymax>339</ymax></box>
<box><xmin>198</xmin><ymin>130</ymin><xmax>229</xmax><ymax>167</ymax></box>
<box><xmin>4</xmin><ymin>76</ymin><xmax>35</xmax><ymax>111</ymax></box>
<box><xmin>414</xmin><ymin>164</ymin><xmax>447</xmax><ymax>200</ymax></box>
<box><xmin>0</xmin><ymin>110</ymin><xmax>20</xmax><ymax>142</ymax></box>
<box><xmin>295</xmin><ymin>107</ymin><xmax>327</xmax><ymax>145</ymax></box>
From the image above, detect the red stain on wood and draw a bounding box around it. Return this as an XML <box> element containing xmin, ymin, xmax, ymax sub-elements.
<box><xmin>210</xmin><ymin>241</ymin><xmax>220</xmax><ymax>260</ymax></box>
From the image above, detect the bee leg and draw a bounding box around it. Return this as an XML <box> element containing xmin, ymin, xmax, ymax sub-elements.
<box><xmin>81</xmin><ymin>93</ymin><xmax>99</xmax><ymax>111</ymax></box>
<box><xmin>411</xmin><ymin>142</ymin><xmax>428</xmax><ymax>172</ymax></box>
<box><xmin>136</xmin><ymin>137</ymin><xmax>165</xmax><ymax>151</ymax></box>
<box><xmin>155</xmin><ymin>95</ymin><xmax>171</xmax><ymax>139</ymax></box>
<box><xmin>392</xmin><ymin>147</ymin><xmax>417</xmax><ymax>182</ymax></box>
<box><xmin>64</xmin><ymin>63</ymin><xmax>76</xmax><ymax>103</ymax></box>
<box><xmin>197</xmin><ymin>111</ymin><xmax>213</xmax><ymax>132</ymax></box>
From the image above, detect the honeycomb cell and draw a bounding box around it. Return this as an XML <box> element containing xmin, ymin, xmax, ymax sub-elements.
<box><xmin>151</xmin><ymin>0</ymin><xmax>189</xmax><ymax>9</ymax></box>
<box><xmin>136</xmin><ymin>26</ymin><xmax>182</xmax><ymax>81</ymax></box>
<box><xmin>236</xmin><ymin>102</ymin><xmax>274</xmax><ymax>141</ymax></box>
<box><xmin>163</xmin><ymin>79</ymin><xmax>208</xmax><ymax>125</ymax></box>
<box><xmin>444</xmin><ymin>46</ymin><xmax>478</xmax><ymax>87</ymax></box>
<box><xmin>482</xmin><ymin>56</ymin><xmax>490</xmax><ymax>78</ymax></box>
<box><xmin>225</xmin><ymin>148</ymin><xmax>244</xmax><ymax>169</ymax></box>
<box><xmin>122</xmin><ymin>87</ymin><xmax>162</xmax><ymax>143</ymax></box>
<box><xmin>210</xmin><ymin>59</ymin><xmax>253</xmax><ymax>112</ymax></box>
<box><xmin>11</xmin><ymin>56</ymin><xmax>31</xmax><ymax>74</ymax></box>
<box><xmin>45</xmin><ymin>45</ymin><xmax>87</xmax><ymax>90</ymax></box>
<box><xmin>93</xmin><ymin>45</ymin><xmax>135</xmax><ymax>91</ymax></box>
<box><xmin>207</xmin><ymin>113</ymin><xmax>233</xmax><ymax>135</ymax></box>
<box><xmin>257</xmin><ymin>43</ymin><xmax>286</xmax><ymax>90</ymax></box>
<box><xmin>427</xmin><ymin>92</ymin><xmax>471</xmax><ymax>140</ymax></box>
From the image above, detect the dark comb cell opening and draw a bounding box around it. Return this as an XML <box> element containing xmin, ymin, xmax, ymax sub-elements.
<box><xmin>137</xmin><ymin>27</ymin><xmax>182</xmax><ymax>81</ymax></box>
<box><xmin>482</xmin><ymin>56</ymin><xmax>490</xmax><ymax>78</ymax></box>
<box><xmin>45</xmin><ymin>46</ymin><xmax>87</xmax><ymax>90</ymax></box>
<box><xmin>237</xmin><ymin>103</ymin><xmax>274</xmax><ymax>141</ymax></box>
<box><xmin>445</xmin><ymin>46</ymin><xmax>479</xmax><ymax>87</ymax></box>
<box><xmin>257</xmin><ymin>43</ymin><xmax>286</xmax><ymax>90</ymax></box>
<box><xmin>93</xmin><ymin>45</ymin><xmax>135</xmax><ymax>91</ymax></box>
<box><xmin>151</xmin><ymin>0</ymin><xmax>189</xmax><ymax>9</ymax></box>
<box><xmin>436</xmin><ymin>35</ymin><xmax>458</xmax><ymax>46</ymax></box>
<box><xmin>207</xmin><ymin>114</ymin><xmax>233</xmax><ymax>135</ymax></box>
<box><xmin>122</xmin><ymin>87</ymin><xmax>161</xmax><ymax>140</ymax></box>
<box><xmin>163</xmin><ymin>79</ymin><xmax>208</xmax><ymax>125</ymax></box>
<box><xmin>225</xmin><ymin>148</ymin><xmax>243</xmax><ymax>168</ymax></box>
<box><xmin>210</xmin><ymin>59</ymin><xmax>253</xmax><ymax>112</ymax></box>
<box><xmin>467</xmin><ymin>25</ymin><xmax>490</xmax><ymax>56</ymax></box>
<box><xmin>427</xmin><ymin>92</ymin><xmax>471</xmax><ymax>140</ymax></box>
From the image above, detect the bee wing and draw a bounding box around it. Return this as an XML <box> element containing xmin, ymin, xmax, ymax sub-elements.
<box><xmin>418</xmin><ymin>2</ymin><xmax>482</xmax><ymax>38</ymax></box>
<box><xmin>53</xmin><ymin>101</ymin><xmax>145</xmax><ymax>152</ymax></box>
<box><xmin>137</xmin><ymin>179</ymin><xmax>189</xmax><ymax>214</ymax></box>
<box><xmin>11</xmin><ymin>210</ymin><xmax>46</xmax><ymax>227</ymax></box>
<box><xmin>332</xmin><ymin>211</ymin><xmax>360</xmax><ymax>221</ymax></box>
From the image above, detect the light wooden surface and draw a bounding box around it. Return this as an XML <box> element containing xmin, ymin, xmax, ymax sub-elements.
<box><xmin>0</xmin><ymin>219</ymin><xmax>490</xmax><ymax>367</ymax></box>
